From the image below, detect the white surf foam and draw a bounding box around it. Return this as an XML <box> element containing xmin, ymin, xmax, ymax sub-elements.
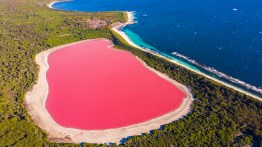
<box><xmin>172</xmin><ymin>52</ymin><xmax>262</xmax><ymax>95</ymax></box>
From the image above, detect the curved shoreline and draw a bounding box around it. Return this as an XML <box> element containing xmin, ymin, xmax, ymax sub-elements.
<box><xmin>48</xmin><ymin>0</ymin><xmax>261</xmax><ymax>100</ymax></box>
<box><xmin>112</xmin><ymin>12</ymin><xmax>261</xmax><ymax>100</ymax></box>
<box><xmin>25</xmin><ymin>0</ymin><xmax>260</xmax><ymax>144</ymax></box>
<box><xmin>25</xmin><ymin>38</ymin><xmax>193</xmax><ymax>144</ymax></box>
<box><xmin>47</xmin><ymin>1</ymin><xmax>58</xmax><ymax>9</ymax></box>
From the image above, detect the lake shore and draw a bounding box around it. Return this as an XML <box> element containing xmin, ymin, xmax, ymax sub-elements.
<box><xmin>24</xmin><ymin>0</ymin><xmax>260</xmax><ymax>144</ymax></box>
<box><xmin>25</xmin><ymin>38</ymin><xmax>193</xmax><ymax>144</ymax></box>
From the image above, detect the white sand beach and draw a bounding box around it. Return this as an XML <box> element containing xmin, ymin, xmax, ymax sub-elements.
<box><xmin>24</xmin><ymin>1</ymin><xmax>261</xmax><ymax>144</ymax></box>
<box><xmin>112</xmin><ymin>12</ymin><xmax>261</xmax><ymax>101</ymax></box>
<box><xmin>47</xmin><ymin>1</ymin><xmax>58</xmax><ymax>9</ymax></box>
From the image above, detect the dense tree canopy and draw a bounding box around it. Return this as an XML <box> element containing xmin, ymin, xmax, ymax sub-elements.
<box><xmin>0</xmin><ymin>0</ymin><xmax>261</xmax><ymax>146</ymax></box>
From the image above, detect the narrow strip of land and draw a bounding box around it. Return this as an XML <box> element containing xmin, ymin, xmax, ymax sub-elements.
<box><xmin>112</xmin><ymin>11</ymin><xmax>261</xmax><ymax>101</ymax></box>
<box><xmin>25</xmin><ymin>1</ymin><xmax>259</xmax><ymax>144</ymax></box>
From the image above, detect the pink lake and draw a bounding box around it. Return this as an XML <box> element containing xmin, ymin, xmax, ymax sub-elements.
<box><xmin>46</xmin><ymin>39</ymin><xmax>185</xmax><ymax>130</ymax></box>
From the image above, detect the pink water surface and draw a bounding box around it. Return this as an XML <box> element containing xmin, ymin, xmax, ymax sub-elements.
<box><xmin>46</xmin><ymin>39</ymin><xmax>185</xmax><ymax>130</ymax></box>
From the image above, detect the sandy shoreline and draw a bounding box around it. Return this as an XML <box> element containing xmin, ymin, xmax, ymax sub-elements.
<box><xmin>47</xmin><ymin>1</ymin><xmax>58</xmax><ymax>9</ymax></box>
<box><xmin>25</xmin><ymin>38</ymin><xmax>193</xmax><ymax>144</ymax></box>
<box><xmin>25</xmin><ymin>0</ymin><xmax>260</xmax><ymax>144</ymax></box>
<box><xmin>112</xmin><ymin>12</ymin><xmax>261</xmax><ymax>101</ymax></box>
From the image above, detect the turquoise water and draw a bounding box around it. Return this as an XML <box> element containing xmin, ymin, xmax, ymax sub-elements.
<box><xmin>52</xmin><ymin>0</ymin><xmax>262</xmax><ymax>97</ymax></box>
<box><xmin>125</xmin><ymin>28</ymin><xmax>200</xmax><ymax>71</ymax></box>
<box><xmin>123</xmin><ymin>29</ymin><xmax>156</xmax><ymax>50</ymax></box>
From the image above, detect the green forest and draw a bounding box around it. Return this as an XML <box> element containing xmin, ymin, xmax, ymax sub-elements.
<box><xmin>0</xmin><ymin>0</ymin><xmax>261</xmax><ymax>146</ymax></box>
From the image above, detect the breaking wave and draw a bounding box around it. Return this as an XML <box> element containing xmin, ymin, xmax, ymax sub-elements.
<box><xmin>172</xmin><ymin>52</ymin><xmax>262</xmax><ymax>95</ymax></box>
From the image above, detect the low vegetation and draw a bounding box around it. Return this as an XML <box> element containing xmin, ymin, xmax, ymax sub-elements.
<box><xmin>0</xmin><ymin>0</ymin><xmax>261</xmax><ymax>146</ymax></box>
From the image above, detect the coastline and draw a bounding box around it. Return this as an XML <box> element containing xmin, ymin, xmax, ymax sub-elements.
<box><xmin>25</xmin><ymin>38</ymin><xmax>193</xmax><ymax>144</ymax></box>
<box><xmin>48</xmin><ymin>1</ymin><xmax>58</xmax><ymax>9</ymax></box>
<box><xmin>112</xmin><ymin>12</ymin><xmax>261</xmax><ymax>101</ymax></box>
<box><xmin>24</xmin><ymin>0</ymin><xmax>260</xmax><ymax>144</ymax></box>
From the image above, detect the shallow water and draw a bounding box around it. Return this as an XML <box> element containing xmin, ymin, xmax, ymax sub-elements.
<box><xmin>52</xmin><ymin>0</ymin><xmax>262</xmax><ymax>96</ymax></box>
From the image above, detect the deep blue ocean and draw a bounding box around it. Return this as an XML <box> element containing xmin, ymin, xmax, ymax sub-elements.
<box><xmin>52</xmin><ymin>0</ymin><xmax>262</xmax><ymax>97</ymax></box>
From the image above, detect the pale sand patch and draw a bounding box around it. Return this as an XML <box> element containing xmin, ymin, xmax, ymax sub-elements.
<box><xmin>112</xmin><ymin>12</ymin><xmax>261</xmax><ymax>100</ymax></box>
<box><xmin>26</xmin><ymin>1</ymin><xmax>260</xmax><ymax>143</ymax></box>
<box><xmin>25</xmin><ymin>38</ymin><xmax>193</xmax><ymax>144</ymax></box>
<box><xmin>47</xmin><ymin>0</ymin><xmax>76</xmax><ymax>9</ymax></box>
<box><xmin>47</xmin><ymin>1</ymin><xmax>58</xmax><ymax>9</ymax></box>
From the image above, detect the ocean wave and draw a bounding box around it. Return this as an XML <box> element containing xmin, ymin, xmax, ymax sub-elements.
<box><xmin>172</xmin><ymin>52</ymin><xmax>262</xmax><ymax>95</ymax></box>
